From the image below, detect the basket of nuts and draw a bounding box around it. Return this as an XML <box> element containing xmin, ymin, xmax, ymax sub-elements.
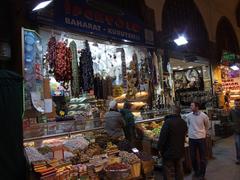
<box><xmin>104</xmin><ymin>163</ymin><xmax>130</xmax><ymax>180</ymax></box>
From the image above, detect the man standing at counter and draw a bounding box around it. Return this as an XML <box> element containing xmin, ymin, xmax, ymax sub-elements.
<box><xmin>158</xmin><ymin>106</ymin><xmax>187</xmax><ymax>180</ymax></box>
<box><xmin>186</xmin><ymin>102</ymin><xmax>209</xmax><ymax>179</ymax></box>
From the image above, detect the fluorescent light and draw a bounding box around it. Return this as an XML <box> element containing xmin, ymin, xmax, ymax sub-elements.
<box><xmin>230</xmin><ymin>65</ymin><xmax>239</xmax><ymax>71</ymax></box>
<box><xmin>179</xmin><ymin>68</ymin><xmax>184</xmax><ymax>70</ymax></box>
<box><xmin>32</xmin><ymin>0</ymin><xmax>53</xmax><ymax>11</ymax></box>
<box><xmin>173</xmin><ymin>67</ymin><xmax>178</xmax><ymax>70</ymax></box>
<box><xmin>123</xmin><ymin>39</ymin><xmax>130</xmax><ymax>43</ymax></box>
<box><xmin>188</xmin><ymin>66</ymin><xmax>193</xmax><ymax>68</ymax></box>
<box><xmin>174</xmin><ymin>36</ymin><xmax>188</xmax><ymax>46</ymax></box>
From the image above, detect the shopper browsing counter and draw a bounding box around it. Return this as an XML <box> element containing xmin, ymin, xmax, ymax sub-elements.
<box><xmin>104</xmin><ymin>100</ymin><xmax>126</xmax><ymax>142</ymax></box>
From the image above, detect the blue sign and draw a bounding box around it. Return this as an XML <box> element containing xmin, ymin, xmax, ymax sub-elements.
<box><xmin>31</xmin><ymin>0</ymin><xmax>153</xmax><ymax>45</ymax></box>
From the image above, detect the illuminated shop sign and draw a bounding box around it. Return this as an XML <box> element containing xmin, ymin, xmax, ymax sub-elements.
<box><xmin>222</xmin><ymin>78</ymin><xmax>240</xmax><ymax>91</ymax></box>
<box><xmin>222</xmin><ymin>51</ymin><xmax>240</xmax><ymax>62</ymax></box>
<box><xmin>31</xmin><ymin>0</ymin><xmax>153</xmax><ymax>45</ymax></box>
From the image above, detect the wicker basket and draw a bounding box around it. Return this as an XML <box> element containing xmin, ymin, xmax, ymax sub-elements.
<box><xmin>56</xmin><ymin>170</ymin><xmax>70</xmax><ymax>180</ymax></box>
<box><xmin>104</xmin><ymin>166</ymin><xmax>130</xmax><ymax>180</ymax></box>
<box><xmin>141</xmin><ymin>160</ymin><xmax>154</xmax><ymax>175</ymax></box>
<box><xmin>130</xmin><ymin>163</ymin><xmax>141</xmax><ymax>178</ymax></box>
<box><xmin>40</xmin><ymin>173</ymin><xmax>56</xmax><ymax>180</ymax></box>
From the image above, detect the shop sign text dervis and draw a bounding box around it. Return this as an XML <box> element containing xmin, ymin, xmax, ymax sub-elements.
<box><xmin>58</xmin><ymin>0</ymin><xmax>144</xmax><ymax>43</ymax></box>
<box><xmin>31</xmin><ymin>0</ymin><xmax>149</xmax><ymax>44</ymax></box>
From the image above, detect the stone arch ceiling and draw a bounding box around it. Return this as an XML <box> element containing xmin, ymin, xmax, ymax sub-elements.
<box><xmin>144</xmin><ymin>0</ymin><xmax>165</xmax><ymax>31</ymax></box>
<box><xmin>194</xmin><ymin>0</ymin><xmax>215</xmax><ymax>41</ymax></box>
<box><xmin>216</xmin><ymin>16</ymin><xmax>239</xmax><ymax>61</ymax></box>
<box><xmin>199</xmin><ymin>0</ymin><xmax>240</xmax><ymax>43</ymax></box>
<box><xmin>161</xmin><ymin>0</ymin><xmax>209</xmax><ymax>56</ymax></box>
<box><xmin>236</xmin><ymin>0</ymin><xmax>240</xmax><ymax>26</ymax></box>
<box><xmin>145</xmin><ymin>0</ymin><xmax>240</xmax><ymax>43</ymax></box>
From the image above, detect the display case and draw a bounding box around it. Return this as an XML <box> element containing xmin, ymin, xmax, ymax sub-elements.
<box><xmin>24</xmin><ymin>120</ymin><xmax>155</xmax><ymax>180</ymax></box>
<box><xmin>23</xmin><ymin>118</ymin><xmax>105</xmax><ymax>143</ymax></box>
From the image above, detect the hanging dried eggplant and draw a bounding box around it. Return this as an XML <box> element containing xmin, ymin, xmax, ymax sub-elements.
<box><xmin>69</xmin><ymin>40</ymin><xmax>80</xmax><ymax>97</ymax></box>
<box><xmin>79</xmin><ymin>40</ymin><xmax>94</xmax><ymax>92</ymax></box>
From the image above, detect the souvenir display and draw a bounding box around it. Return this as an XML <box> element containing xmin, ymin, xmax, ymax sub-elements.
<box><xmin>175</xmin><ymin>90</ymin><xmax>212</xmax><ymax>107</ymax></box>
<box><xmin>173</xmin><ymin>67</ymin><xmax>204</xmax><ymax>90</ymax></box>
<box><xmin>22</xmin><ymin>28</ymin><xmax>167</xmax><ymax>180</ymax></box>
<box><xmin>23</xmin><ymin>29</ymin><xmax>44</xmax><ymax>110</ymax></box>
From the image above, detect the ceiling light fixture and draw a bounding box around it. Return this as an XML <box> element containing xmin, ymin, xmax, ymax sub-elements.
<box><xmin>123</xmin><ymin>39</ymin><xmax>131</xmax><ymax>43</ymax></box>
<box><xmin>188</xmin><ymin>66</ymin><xmax>193</xmax><ymax>68</ymax></box>
<box><xmin>230</xmin><ymin>65</ymin><xmax>239</xmax><ymax>71</ymax></box>
<box><xmin>32</xmin><ymin>0</ymin><xmax>53</xmax><ymax>11</ymax></box>
<box><xmin>174</xmin><ymin>36</ymin><xmax>188</xmax><ymax>46</ymax></box>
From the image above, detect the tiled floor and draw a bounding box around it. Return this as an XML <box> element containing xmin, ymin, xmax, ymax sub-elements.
<box><xmin>155</xmin><ymin>136</ymin><xmax>240</xmax><ymax>180</ymax></box>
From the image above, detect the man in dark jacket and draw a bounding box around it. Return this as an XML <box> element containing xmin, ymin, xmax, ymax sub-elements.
<box><xmin>158</xmin><ymin>106</ymin><xmax>188</xmax><ymax>180</ymax></box>
<box><xmin>229</xmin><ymin>99</ymin><xmax>240</xmax><ymax>164</ymax></box>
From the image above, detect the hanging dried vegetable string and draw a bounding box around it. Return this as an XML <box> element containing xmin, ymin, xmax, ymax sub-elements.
<box><xmin>132</xmin><ymin>52</ymin><xmax>139</xmax><ymax>88</ymax></box>
<box><xmin>46</xmin><ymin>36</ymin><xmax>56</xmax><ymax>73</ymax></box>
<box><xmin>69</xmin><ymin>40</ymin><xmax>80</xmax><ymax>97</ymax></box>
<box><xmin>54</xmin><ymin>40</ymin><xmax>72</xmax><ymax>89</ymax></box>
<box><xmin>116</xmin><ymin>48</ymin><xmax>127</xmax><ymax>89</ymax></box>
<box><xmin>79</xmin><ymin>40</ymin><xmax>94</xmax><ymax>92</ymax></box>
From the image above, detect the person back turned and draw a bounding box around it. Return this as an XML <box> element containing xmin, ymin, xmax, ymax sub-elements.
<box><xmin>158</xmin><ymin>106</ymin><xmax>187</xmax><ymax>180</ymax></box>
<box><xmin>104</xmin><ymin>100</ymin><xmax>125</xmax><ymax>142</ymax></box>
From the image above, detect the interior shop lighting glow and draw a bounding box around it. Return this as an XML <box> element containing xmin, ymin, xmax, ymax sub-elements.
<box><xmin>123</xmin><ymin>39</ymin><xmax>131</xmax><ymax>43</ymax></box>
<box><xmin>188</xmin><ymin>66</ymin><xmax>193</xmax><ymax>68</ymax></box>
<box><xmin>230</xmin><ymin>65</ymin><xmax>239</xmax><ymax>71</ymax></box>
<box><xmin>174</xmin><ymin>36</ymin><xmax>188</xmax><ymax>46</ymax></box>
<box><xmin>32</xmin><ymin>0</ymin><xmax>53</xmax><ymax>11</ymax></box>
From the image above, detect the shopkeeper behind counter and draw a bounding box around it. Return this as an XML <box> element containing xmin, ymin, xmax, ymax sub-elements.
<box><xmin>104</xmin><ymin>100</ymin><xmax>126</xmax><ymax>143</ymax></box>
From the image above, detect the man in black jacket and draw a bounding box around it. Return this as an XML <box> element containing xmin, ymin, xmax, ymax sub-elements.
<box><xmin>158</xmin><ymin>106</ymin><xmax>188</xmax><ymax>180</ymax></box>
